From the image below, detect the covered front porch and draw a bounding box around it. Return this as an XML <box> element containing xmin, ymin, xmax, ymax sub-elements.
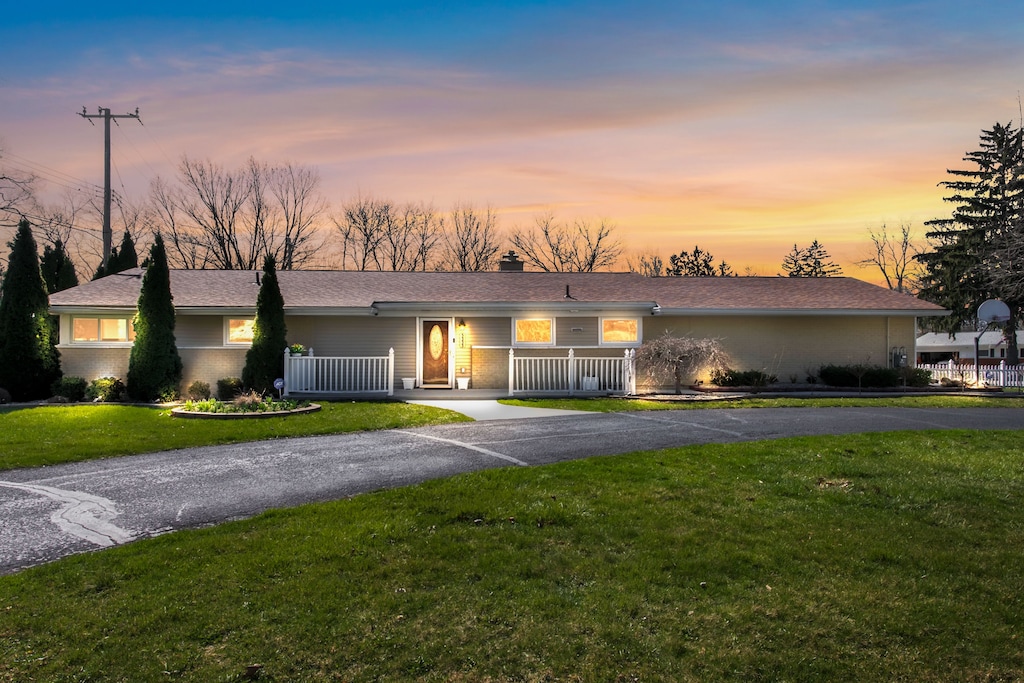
<box><xmin>281</xmin><ymin>347</ymin><xmax>636</xmax><ymax>399</ymax></box>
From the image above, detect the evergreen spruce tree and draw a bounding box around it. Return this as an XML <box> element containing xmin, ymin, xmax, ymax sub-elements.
<box><xmin>242</xmin><ymin>254</ymin><xmax>287</xmax><ymax>394</ymax></box>
<box><xmin>780</xmin><ymin>240</ymin><xmax>842</xmax><ymax>277</ymax></box>
<box><xmin>40</xmin><ymin>240</ymin><xmax>79</xmax><ymax>294</ymax></box>
<box><xmin>0</xmin><ymin>219</ymin><xmax>62</xmax><ymax>400</ymax></box>
<box><xmin>918</xmin><ymin>122</ymin><xmax>1024</xmax><ymax>361</ymax></box>
<box><xmin>667</xmin><ymin>245</ymin><xmax>735</xmax><ymax>277</ymax></box>
<box><xmin>127</xmin><ymin>234</ymin><xmax>182</xmax><ymax>401</ymax></box>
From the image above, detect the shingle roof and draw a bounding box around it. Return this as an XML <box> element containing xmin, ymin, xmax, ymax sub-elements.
<box><xmin>48</xmin><ymin>269</ymin><xmax>947</xmax><ymax>315</ymax></box>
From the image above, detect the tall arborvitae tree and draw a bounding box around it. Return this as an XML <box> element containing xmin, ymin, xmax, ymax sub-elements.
<box><xmin>918</xmin><ymin>122</ymin><xmax>1024</xmax><ymax>362</ymax></box>
<box><xmin>127</xmin><ymin>234</ymin><xmax>182</xmax><ymax>401</ymax></box>
<box><xmin>93</xmin><ymin>232</ymin><xmax>139</xmax><ymax>280</ymax></box>
<box><xmin>242</xmin><ymin>254</ymin><xmax>287</xmax><ymax>394</ymax></box>
<box><xmin>40</xmin><ymin>240</ymin><xmax>79</xmax><ymax>294</ymax></box>
<box><xmin>0</xmin><ymin>219</ymin><xmax>62</xmax><ymax>400</ymax></box>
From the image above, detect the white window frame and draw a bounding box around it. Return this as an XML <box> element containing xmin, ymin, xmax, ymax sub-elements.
<box><xmin>70</xmin><ymin>315</ymin><xmax>136</xmax><ymax>345</ymax></box>
<box><xmin>512</xmin><ymin>317</ymin><xmax>556</xmax><ymax>347</ymax></box>
<box><xmin>224</xmin><ymin>317</ymin><xmax>256</xmax><ymax>346</ymax></box>
<box><xmin>599</xmin><ymin>317</ymin><xmax>642</xmax><ymax>347</ymax></box>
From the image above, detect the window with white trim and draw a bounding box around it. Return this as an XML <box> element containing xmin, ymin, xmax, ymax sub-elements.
<box><xmin>600</xmin><ymin>318</ymin><xmax>640</xmax><ymax>345</ymax></box>
<box><xmin>514</xmin><ymin>318</ymin><xmax>555</xmax><ymax>346</ymax></box>
<box><xmin>71</xmin><ymin>316</ymin><xmax>136</xmax><ymax>343</ymax></box>
<box><xmin>225</xmin><ymin>318</ymin><xmax>255</xmax><ymax>345</ymax></box>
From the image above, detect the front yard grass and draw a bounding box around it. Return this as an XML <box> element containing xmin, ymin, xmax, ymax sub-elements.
<box><xmin>1</xmin><ymin>430</ymin><xmax>1021</xmax><ymax>681</ymax></box>
<box><xmin>0</xmin><ymin>402</ymin><xmax>470</xmax><ymax>471</ymax></box>
<box><xmin>501</xmin><ymin>393</ymin><xmax>1021</xmax><ymax>412</ymax></box>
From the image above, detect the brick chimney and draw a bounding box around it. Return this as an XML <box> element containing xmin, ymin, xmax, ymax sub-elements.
<box><xmin>499</xmin><ymin>250</ymin><xmax>524</xmax><ymax>272</ymax></box>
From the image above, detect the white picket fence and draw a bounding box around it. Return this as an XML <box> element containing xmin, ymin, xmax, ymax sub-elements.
<box><xmin>918</xmin><ymin>360</ymin><xmax>1024</xmax><ymax>388</ymax></box>
<box><xmin>283</xmin><ymin>348</ymin><xmax>395</xmax><ymax>397</ymax></box>
<box><xmin>509</xmin><ymin>348</ymin><xmax>636</xmax><ymax>395</ymax></box>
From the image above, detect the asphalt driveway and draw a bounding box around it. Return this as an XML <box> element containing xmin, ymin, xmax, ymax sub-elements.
<box><xmin>1</xmin><ymin>406</ymin><xmax>1021</xmax><ymax>575</ymax></box>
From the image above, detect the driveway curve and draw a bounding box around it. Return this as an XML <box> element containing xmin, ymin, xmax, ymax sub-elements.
<box><xmin>1</xmin><ymin>406</ymin><xmax>1021</xmax><ymax>574</ymax></box>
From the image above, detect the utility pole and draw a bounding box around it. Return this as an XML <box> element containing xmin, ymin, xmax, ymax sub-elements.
<box><xmin>79</xmin><ymin>106</ymin><xmax>141</xmax><ymax>269</ymax></box>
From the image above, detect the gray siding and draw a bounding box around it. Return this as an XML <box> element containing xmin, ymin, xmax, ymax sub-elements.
<box><xmin>465</xmin><ymin>316</ymin><xmax>512</xmax><ymax>347</ymax></box>
<box><xmin>286</xmin><ymin>316</ymin><xmax>417</xmax><ymax>379</ymax></box>
<box><xmin>556</xmin><ymin>316</ymin><xmax>599</xmax><ymax>346</ymax></box>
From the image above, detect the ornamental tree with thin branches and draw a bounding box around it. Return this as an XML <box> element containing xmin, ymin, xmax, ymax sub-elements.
<box><xmin>636</xmin><ymin>333</ymin><xmax>728</xmax><ymax>394</ymax></box>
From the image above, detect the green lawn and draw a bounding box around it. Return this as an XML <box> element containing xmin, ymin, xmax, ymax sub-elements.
<box><xmin>501</xmin><ymin>393</ymin><xmax>1021</xmax><ymax>412</ymax></box>
<box><xmin>1</xmin><ymin>395</ymin><xmax>1018</xmax><ymax>472</ymax></box>
<box><xmin>0</xmin><ymin>402</ymin><xmax>470</xmax><ymax>471</ymax></box>
<box><xmin>1</xmin><ymin>430</ymin><xmax>1021</xmax><ymax>681</ymax></box>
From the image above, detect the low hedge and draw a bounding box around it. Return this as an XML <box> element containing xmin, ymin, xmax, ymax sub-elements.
<box><xmin>710</xmin><ymin>368</ymin><xmax>778</xmax><ymax>387</ymax></box>
<box><xmin>819</xmin><ymin>364</ymin><xmax>931</xmax><ymax>388</ymax></box>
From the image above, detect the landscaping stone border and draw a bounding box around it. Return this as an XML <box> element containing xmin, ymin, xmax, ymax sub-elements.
<box><xmin>170</xmin><ymin>404</ymin><xmax>321</xmax><ymax>419</ymax></box>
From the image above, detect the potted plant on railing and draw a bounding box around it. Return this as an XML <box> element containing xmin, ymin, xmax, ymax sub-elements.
<box><xmin>289</xmin><ymin>343</ymin><xmax>306</xmax><ymax>356</ymax></box>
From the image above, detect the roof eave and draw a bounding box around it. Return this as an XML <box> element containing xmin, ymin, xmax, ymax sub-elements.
<box><xmin>656</xmin><ymin>308</ymin><xmax>951</xmax><ymax>317</ymax></box>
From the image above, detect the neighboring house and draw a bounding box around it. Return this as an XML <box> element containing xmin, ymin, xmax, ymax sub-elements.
<box><xmin>916</xmin><ymin>330</ymin><xmax>1024</xmax><ymax>364</ymax></box>
<box><xmin>48</xmin><ymin>268</ymin><xmax>945</xmax><ymax>396</ymax></box>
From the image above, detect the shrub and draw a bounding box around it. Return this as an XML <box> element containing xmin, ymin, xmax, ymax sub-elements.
<box><xmin>818</xmin><ymin>364</ymin><xmax>902</xmax><ymax>388</ymax></box>
<box><xmin>51</xmin><ymin>376</ymin><xmax>88</xmax><ymax>402</ymax></box>
<box><xmin>233</xmin><ymin>390</ymin><xmax>266</xmax><ymax>410</ymax></box>
<box><xmin>157</xmin><ymin>385</ymin><xmax>181</xmax><ymax>403</ymax></box>
<box><xmin>901</xmin><ymin>367</ymin><xmax>932</xmax><ymax>388</ymax></box>
<box><xmin>0</xmin><ymin>387</ymin><xmax>12</xmax><ymax>404</ymax></box>
<box><xmin>710</xmin><ymin>368</ymin><xmax>778</xmax><ymax>387</ymax></box>
<box><xmin>86</xmin><ymin>377</ymin><xmax>127</xmax><ymax>402</ymax></box>
<box><xmin>217</xmin><ymin>377</ymin><xmax>244</xmax><ymax>400</ymax></box>
<box><xmin>187</xmin><ymin>380</ymin><xmax>211</xmax><ymax>401</ymax></box>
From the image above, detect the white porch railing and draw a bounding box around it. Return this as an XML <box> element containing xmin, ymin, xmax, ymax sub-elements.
<box><xmin>508</xmin><ymin>348</ymin><xmax>635</xmax><ymax>396</ymax></box>
<box><xmin>918</xmin><ymin>360</ymin><xmax>1024</xmax><ymax>388</ymax></box>
<box><xmin>283</xmin><ymin>348</ymin><xmax>395</xmax><ymax>396</ymax></box>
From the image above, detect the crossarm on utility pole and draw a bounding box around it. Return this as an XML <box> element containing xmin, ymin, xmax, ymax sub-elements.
<box><xmin>78</xmin><ymin>107</ymin><xmax>142</xmax><ymax>270</ymax></box>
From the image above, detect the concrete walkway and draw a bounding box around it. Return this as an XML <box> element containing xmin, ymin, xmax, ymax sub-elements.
<box><xmin>406</xmin><ymin>399</ymin><xmax>593</xmax><ymax>420</ymax></box>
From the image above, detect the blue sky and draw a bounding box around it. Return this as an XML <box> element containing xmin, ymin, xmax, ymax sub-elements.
<box><xmin>3</xmin><ymin>1</ymin><xmax>1023</xmax><ymax>272</ymax></box>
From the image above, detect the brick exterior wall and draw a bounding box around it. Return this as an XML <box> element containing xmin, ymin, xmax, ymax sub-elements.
<box><xmin>471</xmin><ymin>347</ymin><xmax>510</xmax><ymax>389</ymax></box>
<box><xmin>57</xmin><ymin>347</ymin><xmax>132</xmax><ymax>383</ymax></box>
<box><xmin>58</xmin><ymin>345</ymin><xmax>249</xmax><ymax>395</ymax></box>
<box><xmin>179</xmin><ymin>348</ymin><xmax>249</xmax><ymax>391</ymax></box>
<box><xmin>640</xmin><ymin>314</ymin><xmax>918</xmax><ymax>389</ymax></box>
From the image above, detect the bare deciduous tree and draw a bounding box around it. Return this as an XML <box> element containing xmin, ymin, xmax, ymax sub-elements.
<box><xmin>437</xmin><ymin>203</ymin><xmax>502</xmax><ymax>272</ymax></box>
<box><xmin>625</xmin><ymin>251</ymin><xmax>665</xmax><ymax>277</ymax></box>
<box><xmin>984</xmin><ymin>213</ymin><xmax>1024</xmax><ymax>306</ymax></box>
<box><xmin>152</xmin><ymin>156</ymin><xmax>326</xmax><ymax>270</ymax></box>
<box><xmin>333</xmin><ymin>195</ymin><xmax>393</xmax><ymax>271</ymax></box>
<box><xmin>509</xmin><ymin>213</ymin><xmax>622</xmax><ymax>272</ymax></box>
<box><xmin>636</xmin><ymin>333</ymin><xmax>728</xmax><ymax>394</ymax></box>
<box><xmin>333</xmin><ymin>197</ymin><xmax>444</xmax><ymax>271</ymax></box>
<box><xmin>270</xmin><ymin>162</ymin><xmax>328</xmax><ymax>270</ymax></box>
<box><xmin>0</xmin><ymin>149</ymin><xmax>38</xmax><ymax>230</ymax></box>
<box><xmin>856</xmin><ymin>222</ymin><xmax>921</xmax><ymax>293</ymax></box>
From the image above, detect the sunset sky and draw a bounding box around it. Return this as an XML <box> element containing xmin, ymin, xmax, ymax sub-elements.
<box><xmin>3</xmin><ymin>1</ymin><xmax>1023</xmax><ymax>277</ymax></box>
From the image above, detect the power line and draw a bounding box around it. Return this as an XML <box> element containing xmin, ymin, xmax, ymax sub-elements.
<box><xmin>1</xmin><ymin>150</ymin><xmax>103</xmax><ymax>191</ymax></box>
<box><xmin>0</xmin><ymin>152</ymin><xmax>104</xmax><ymax>197</ymax></box>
